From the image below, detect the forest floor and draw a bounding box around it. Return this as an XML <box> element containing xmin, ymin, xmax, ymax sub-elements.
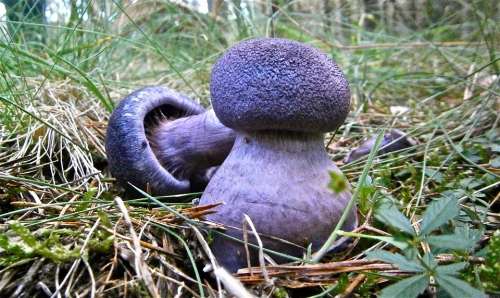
<box><xmin>0</xmin><ymin>1</ymin><xmax>499</xmax><ymax>297</ymax></box>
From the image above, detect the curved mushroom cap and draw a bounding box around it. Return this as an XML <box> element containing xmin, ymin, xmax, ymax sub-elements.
<box><xmin>210</xmin><ymin>38</ymin><xmax>350</xmax><ymax>133</ymax></box>
<box><xmin>105</xmin><ymin>86</ymin><xmax>204</xmax><ymax>196</ymax></box>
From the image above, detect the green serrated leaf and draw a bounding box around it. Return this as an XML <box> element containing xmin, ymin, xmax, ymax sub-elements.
<box><xmin>436</xmin><ymin>262</ymin><xmax>468</xmax><ymax>276</ymax></box>
<box><xmin>366</xmin><ymin>250</ymin><xmax>424</xmax><ymax>272</ymax></box>
<box><xmin>427</xmin><ymin>234</ymin><xmax>476</xmax><ymax>251</ymax></box>
<box><xmin>421</xmin><ymin>252</ymin><xmax>437</xmax><ymax>269</ymax></box>
<box><xmin>420</xmin><ymin>197</ymin><xmax>459</xmax><ymax>235</ymax></box>
<box><xmin>436</xmin><ymin>274</ymin><xmax>486</xmax><ymax>298</ymax></box>
<box><xmin>336</xmin><ymin>231</ymin><xmax>410</xmax><ymax>250</ymax></box>
<box><xmin>425</xmin><ymin>168</ymin><xmax>444</xmax><ymax>183</ymax></box>
<box><xmin>379</xmin><ymin>274</ymin><xmax>429</xmax><ymax>298</ymax></box>
<box><xmin>375</xmin><ymin>201</ymin><xmax>415</xmax><ymax>235</ymax></box>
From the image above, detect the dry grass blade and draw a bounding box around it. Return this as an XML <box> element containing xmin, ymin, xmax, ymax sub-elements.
<box><xmin>114</xmin><ymin>197</ymin><xmax>160</xmax><ymax>298</ymax></box>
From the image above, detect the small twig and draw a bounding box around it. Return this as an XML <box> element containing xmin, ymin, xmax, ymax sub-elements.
<box><xmin>339</xmin><ymin>273</ymin><xmax>366</xmax><ymax>298</ymax></box>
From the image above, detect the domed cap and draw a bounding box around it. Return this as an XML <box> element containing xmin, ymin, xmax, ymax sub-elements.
<box><xmin>210</xmin><ymin>38</ymin><xmax>351</xmax><ymax>133</ymax></box>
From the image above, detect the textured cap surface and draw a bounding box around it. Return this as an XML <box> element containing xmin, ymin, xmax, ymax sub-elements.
<box><xmin>210</xmin><ymin>38</ymin><xmax>350</xmax><ymax>133</ymax></box>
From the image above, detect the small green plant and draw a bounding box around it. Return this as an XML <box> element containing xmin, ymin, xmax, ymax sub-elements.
<box><xmin>366</xmin><ymin>196</ymin><xmax>486</xmax><ymax>298</ymax></box>
<box><xmin>472</xmin><ymin>230</ymin><xmax>500</xmax><ymax>293</ymax></box>
<box><xmin>0</xmin><ymin>221</ymin><xmax>81</xmax><ymax>265</ymax></box>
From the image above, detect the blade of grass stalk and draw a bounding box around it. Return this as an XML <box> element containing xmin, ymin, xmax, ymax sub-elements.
<box><xmin>0</xmin><ymin>199</ymin><xmax>112</xmax><ymax>219</ymax></box>
<box><xmin>336</xmin><ymin>231</ymin><xmax>409</xmax><ymax>251</ymax></box>
<box><xmin>45</xmin><ymin>48</ymin><xmax>114</xmax><ymax>111</ymax></box>
<box><xmin>110</xmin><ymin>0</ymin><xmax>201</xmax><ymax>98</ymax></box>
<box><xmin>0</xmin><ymin>174</ymin><xmax>80</xmax><ymax>194</ymax></box>
<box><xmin>2</xmin><ymin>0</ymin><xmax>104</xmax><ymax>117</ymax></box>
<box><xmin>0</xmin><ymin>20</ymin><xmax>162</xmax><ymax>55</ymax></box>
<box><xmin>7</xmin><ymin>194</ymin><xmax>202</xmax><ymax>223</ymax></box>
<box><xmin>437</xmin><ymin>122</ymin><xmax>499</xmax><ymax>178</ymax></box>
<box><xmin>408</xmin><ymin>126</ymin><xmax>437</xmax><ymax>216</ymax></box>
<box><xmin>342</xmin><ymin>86</ymin><xmax>489</xmax><ymax>172</ymax></box>
<box><xmin>311</xmin><ymin>129</ymin><xmax>385</xmax><ymax>263</ymax></box>
<box><xmin>0</xmin><ymin>42</ymin><xmax>72</xmax><ymax>76</ymax></box>
<box><xmin>23</xmin><ymin>203</ymin><xmax>114</xmax><ymax>227</ymax></box>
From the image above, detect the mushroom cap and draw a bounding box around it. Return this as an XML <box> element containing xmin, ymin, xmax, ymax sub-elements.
<box><xmin>105</xmin><ymin>86</ymin><xmax>205</xmax><ymax>196</ymax></box>
<box><xmin>210</xmin><ymin>38</ymin><xmax>351</xmax><ymax>133</ymax></box>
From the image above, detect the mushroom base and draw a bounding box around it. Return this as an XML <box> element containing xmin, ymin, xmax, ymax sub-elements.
<box><xmin>199</xmin><ymin>131</ymin><xmax>358</xmax><ymax>272</ymax></box>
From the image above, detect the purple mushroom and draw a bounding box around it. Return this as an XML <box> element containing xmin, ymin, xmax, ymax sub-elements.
<box><xmin>105</xmin><ymin>86</ymin><xmax>235</xmax><ymax>196</ymax></box>
<box><xmin>199</xmin><ymin>38</ymin><xmax>358</xmax><ymax>272</ymax></box>
<box><xmin>344</xmin><ymin>129</ymin><xmax>417</xmax><ymax>164</ymax></box>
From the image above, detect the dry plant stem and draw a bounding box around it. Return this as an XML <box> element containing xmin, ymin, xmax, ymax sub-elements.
<box><xmin>115</xmin><ymin>197</ymin><xmax>160</xmax><ymax>298</ymax></box>
<box><xmin>236</xmin><ymin>254</ymin><xmax>485</xmax><ymax>285</ymax></box>
<box><xmin>213</xmin><ymin>267</ymin><xmax>255</xmax><ymax>298</ymax></box>
<box><xmin>82</xmin><ymin>259</ymin><xmax>96</xmax><ymax>298</ymax></box>
<box><xmin>243</xmin><ymin>214</ymin><xmax>271</xmax><ymax>285</ymax></box>
<box><xmin>191</xmin><ymin>225</ymin><xmax>222</xmax><ymax>298</ymax></box>
<box><xmin>100</xmin><ymin>225</ymin><xmax>181</xmax><ymax>257</ymax></box>
<box><xmin>151</xmin><ymin>270</ymin><xmax>201</xmax><ymax>298</ymax></box>
<box><xmin>243</xmin><ymin>219</ymin><xmax>252</xmax><ymax>275</ymax></box>
<box><xmin>54</xmin><ymin>265</ymin><xmax>61</xmax><ymax>298</ymax></box>
<box><xmin>340</xmin><ymin>273</ymin><xmax>366</xmax><ymax>298</ymax></box>
<box><xmin>104</xmin><ymin>217</ymin><xmax>122</xmax><ymax>287</ymax></box>
<box><xmin>37</xmin><ymin>282</ymin><xmax>53</xmax><ymax>296</ymax></box>
<box><xmin>154</xmin><ymin>258</ymin><xmax>201</xmax><ymax>286</ymax></box>
<box><xmin>12</xmin><ymin>258</ymin><xmax>44</xmax><ymax>297</ymax></box>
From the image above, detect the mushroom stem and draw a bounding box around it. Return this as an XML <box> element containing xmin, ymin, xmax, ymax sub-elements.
<box><xmin>148</xmin><ymin>110</ymin><xmax>236</xmax><ymax>181</ymax></box>
<box><xmin>201</xmin><ymin>131</ymin><xmax>357</xmax><ymax>271</ymax></box>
